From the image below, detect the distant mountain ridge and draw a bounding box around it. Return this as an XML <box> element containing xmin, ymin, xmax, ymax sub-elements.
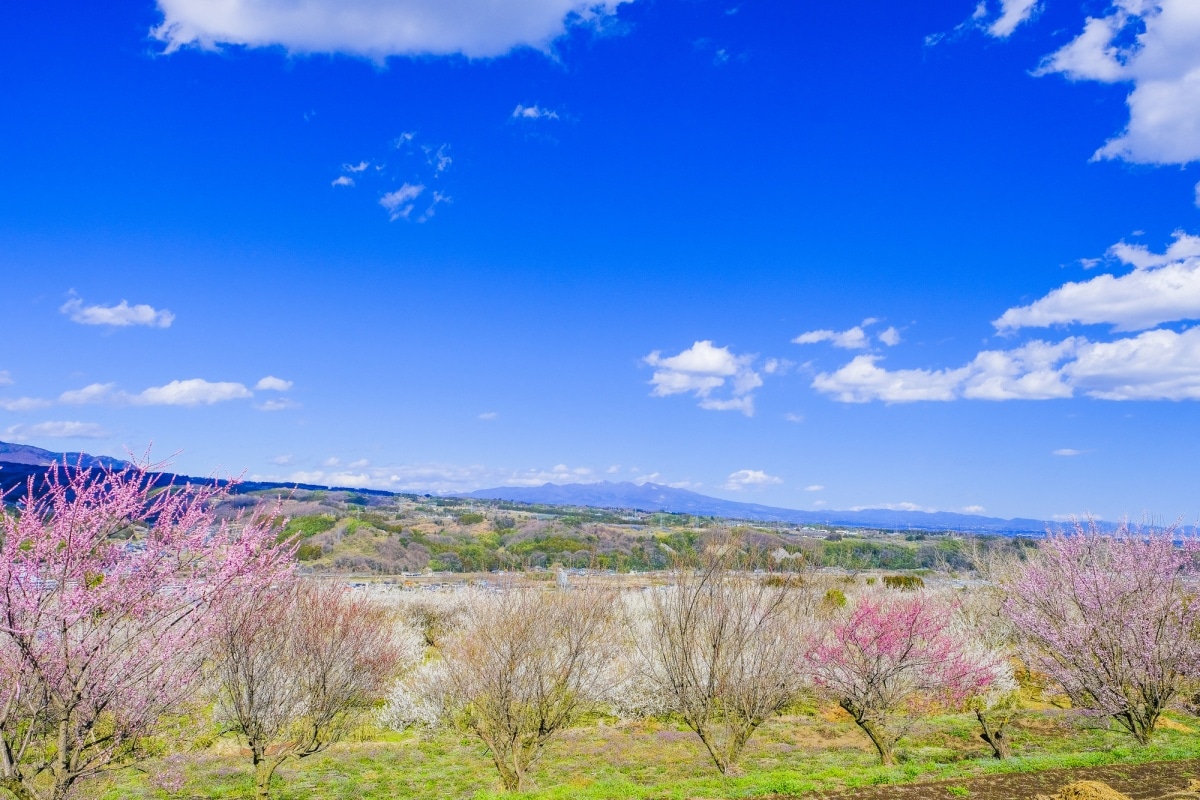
<box><xmin>0</xmin><ymin>441</ymin><xmax>388</xmax><ymax>499</ymax></box>
<box><xmin>0</xmin><ymin>441</ymin><xmax>1057</xmax><ymax>534</ymax></box>
<box><xmin>464</xmin><ymin>481</ymin><xmax>1054</xmax><ymax>534</ymax></box>
<box><xmin>0</xmin><ymin>441</ymin><xmax>130</xmax><ymax>470</ymax></box>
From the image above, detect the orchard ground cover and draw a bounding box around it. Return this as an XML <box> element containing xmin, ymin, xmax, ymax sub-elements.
<box><xmin>94</xmin><ymin>705</ymin><xmax>1200</xmax><ymax>799</ymax></box>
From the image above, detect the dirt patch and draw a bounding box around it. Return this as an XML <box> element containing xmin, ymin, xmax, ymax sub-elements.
<box><xmin>1036</xmin><ymin>781</ymin><xmax>1131</xmax><ymax>800</ymax></box>
<box><xmin>809</xmin><ymin>758</ymin><xmax>1200</xmax><ymax>800</ymax></box>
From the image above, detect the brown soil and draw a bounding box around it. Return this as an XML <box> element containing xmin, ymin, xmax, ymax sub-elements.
<box><xmin>808</xmin><ymin>759</ymin><xmax>1200</xmax><ymax>800</ymax></box>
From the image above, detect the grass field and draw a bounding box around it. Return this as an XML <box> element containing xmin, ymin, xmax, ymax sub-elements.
<box><xmin>94</xmin><ymin>705</ymin><xmax>1200</xmax><ymax>800</ymax></box>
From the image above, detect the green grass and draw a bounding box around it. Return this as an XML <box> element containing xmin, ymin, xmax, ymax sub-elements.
<box><xmin>91</xmin><ymin>708</ymin><xmax>1200</xmax><ymax>800</ymax></box>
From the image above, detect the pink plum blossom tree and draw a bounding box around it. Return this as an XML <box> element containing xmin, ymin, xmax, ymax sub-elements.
<box><xmin>808</xmin><ymin>589</ymin><xmax>998</xmax><ymax>765</ymax></box>
<box><xmin>0</xmin><ymin>463</ymin><xmax>292</xmax><ymax>800</ymax></box>
<box><xmin>1003</xmin><ymin>520</ymin><xmax>1200</xmax><ymax>744</ymax></box>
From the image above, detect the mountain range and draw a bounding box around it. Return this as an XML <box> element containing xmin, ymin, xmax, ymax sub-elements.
<box><xmin>0</xmin><ymin>441</ymin><xmax>1056</xmax><ymax>534</ymax></box>
<box><xmin>464</xmin><ymin>481</ymin><xmax>1053</xmax><ymax>534</ymax></box>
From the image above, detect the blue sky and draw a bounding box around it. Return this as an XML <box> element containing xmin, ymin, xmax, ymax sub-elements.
<box><xmin>3</xmin><ymin>0</ymin><xmax>1199</xmax><ymax>521</ymax></box>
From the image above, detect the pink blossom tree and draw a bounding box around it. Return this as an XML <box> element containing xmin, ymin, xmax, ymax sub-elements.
<box><xmin>0</xmin><ymin>463</ymin><xmax>292</xmax><ymax>800</ymax></box>
<box><xmin>1003</xmin><ymin>520</ymin><xmax>1200</xmax><ymax>744</ymax></box>
<box><xmin>808</xmin><ymin>590</ymin><xmax>998</xmax><ymax>765</ymax></box>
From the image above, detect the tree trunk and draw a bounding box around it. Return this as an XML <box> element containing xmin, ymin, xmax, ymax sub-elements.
<box><xmin>254</xmin><ymin>756</ymin><xmax>288</xmax><ymax>800</ymax></box>
<box><xmin>975</xmin><ymin>710</ymin><xmax>1010</xmax><ymax>759</ymax></box>
<box><xmin>841</xmin><ymin>700</ymin><xmax>895</xmax><ymax>766</ymax></box>
<box><xmin>490</xmin><ymin>750</ymin><xmax>521</xmax><ymax>792</ymax></box>
<box><xmin>1116</xmin><ymin>707</ymin><xmax>1157</xmax><ymax>745</ymax></box>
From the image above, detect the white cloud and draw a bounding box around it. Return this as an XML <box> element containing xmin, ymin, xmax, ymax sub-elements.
<box><xmin>963</xmin><ymin>504</ymin><xmax>986</xmax><ymax>513</ymax></box>
<box><xmin>512</xmin><ymin>104</ymin><xmax>559</xmax><ymax>120</ymax></box>
<box><xmin>60</xmin><ymin>294</ymin><xmax>174</xmax><ymax>328</ymax></box>
<box><xmin>850</xmin><ymin>501</ymin><xmax>935</xmax><ymax>513</ymax></box>
<box><xmin>762</xmin><ymin>358</ymin><xmax>793</xmax><ymax>374</ymax></box>
<box><xmin>1036</xmin><ymin>0</ymin><xmax>1200</xmax><ymax>165</ymax></box>
<box><xmin>0</xmin><ymin>371</ymin><xmax>11</xmax><ymax>387</ymax></box>
<box><xmin>135</xmin><ymin>379</ymin><xmax>253</xmax><ymax>406</ymax></box>
<box><xmin>1195</xmin><ymin>181</ymin><xmax>1200</xmax><ymax>208</ymax></box>
<box><xmin>1053</xmin><ymin>448</ymin><xmax>1082</xmax><ymax>456</ymax></box>
<box><xmin>331</xmin><ymin>176</ymin><xmax>355</xmax><ymax>187</ymax></box>
<box><xmin>62</xmin><ymin>379</ymin><xmax>253</xmax><ymax>407</ymax></box>
<box><xmin>804</xmin><ymin>484</ymin><xmax>825</xmax><ymax>492</ymax></box>
<box><xmin>996</xmin><ymin>233</ymin><xmax>1200</xmax><ymax>332</ymax></box>
<box><xmin>644</xmin><ymin>340</ymin><xmax>762</xmax><ymax>416</ymax></box>
<box><xmin>813</xmin><ymin>339</ymin><xmax>1078</xmax><ymax>403</ymax></box>
<box><xmin>478</xmin><ymin>411</ymin><xmax>498</xmax><ymax>420</ymax></box>
<box><xmin>879</xmin><ymin>326</ymin><xmax>901</xmax><ymax>346</ymax></box>
<box><xmin>722</xmin><ymin>469</ymin><xmax>782</xmax><ymax>491</ymax></box>
<box><xmin>152</xmin><ymin>0</ymin><xmax>631</xmax><ymax>60</ymax></box>
<box><xmin>793</xmin><ymin>325</ymin><xmax>870</xmax><ymax>349</ymax></box>
<box><xmin>255</xmin><ymin>376</ymin><xmax>293</xmax><ymax>392</ymax></box>
<box><xmin>271</xmin><ymin>454</ymin><xmax>294</xmax><ymax>465</ymax></box>
<box><xmin>986</xmin><ymin>0</ymin><xmax>1040</xmax><ymax>37</ymax></box>
<box><xmin>814</xmin><ymin>326</ymin><xmax>1200</xmax><ymax>404</ymax></box>
<box><xmin>1066</xmin><ymin>327</ymin><xmax>1200</xmax><ymax>400</ymax></box>
<box><xmin>0</xmin><ymin>397</ymin><xmax>51</xmax><ymax>412</ymax></box>
<box><xmin>606</xmin><ymin>464</ymin><xmax>621</xmax><ymax>473</ymax></box>
<box><xmin>256</xmin><ymin>398</ymin><xmax>299</xmax><ymax>411</ymax></box>
<box><xmin>5</xmin><ymin>421</ymin><xmax>111</xmax><ymax>441</ymax></box>
<box><xmin>380</xmin><ymin>183</ymin><xmax>424</xmax><ymax>221</ymax></box>
<box><xmin>344</xmin><ymin>161</ymin><xmax>369</xmax><ymax>172</ymax></box>
<box><xmin>812</xmin><ymin>355</ymin><xmax>970</xmax><ymax>403</ymax></box>
<box><xmin>349</xmin><ymin>459</ymin><xmax>370</xmax><ymax>469</ymax></box>
<box><xmin>59</xmin><ymin>383</ymin><xmax>119</xmax><ymax>405</ymax></box>
<box><xmin>783</xmin><ymin>412</ymin><xmax>804</xmax><ymax>423</ymax></box>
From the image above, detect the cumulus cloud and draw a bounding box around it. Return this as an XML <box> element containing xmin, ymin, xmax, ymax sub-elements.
<box><xmin>512</xmin><ymin>104</ymin><xmax>559</xmax><ymax>120</ymax></box>
<box><xmin>986</xmin><ymin>0</ymin><xmax>1040</xmax><ymax>37</ymax></box>
<box><xmin>61</xmin><ymin>379</ymin><xmax>254</xmax><ymax>407</ymax></box>
<box><xmin>996</xmin><ymin>233</ymin><xmax>1200</xmax><ymax>332</ymax></box>
<box><xmin>722</xmin><ymin>469</ymin><xmax>782</xmax><ymax>491</ymax></box>
<box><xmin>793</xmin><ymin>325</ymin><xmax>870</xmax><ymax>349</ymax></box>
<box><xmin>5</xmin><ymin>421</ymin><xmax>111</xmax><ymax>442</ymax></box>
<box><xmin>152</xmin><ymin>0</ymin><xmax>632</xmax><ymax>60</ymax></box>
<box><xmin>879</xmin><ymin>326</ymin><xmax>902</xmax><ymax>346</ymax></box>
<box><xmin>0</xmin><ymin>397</ymin><xmax>51</xmax><ymax>412</ymax></box>
<box><xmin>804</xmin><ymin>484</ymin><xmax>825</xmax><ymax>492</ymax></box>
<box><xmin>1036</xmin><ymin>0</ymin><xmax>1200</xmax><ymax>165</ymax></box>
<box><xmin>783</xmin><ymin>412</ymin><xmax>804</xmax><ymax>423</ymax></box>
<box><xmin>60</xmin><ymin>294</ymin><xmax>174</xmax><ymax>328</ymax></box>
<box><xmin>255</xmin><ymin>376</ymin><xmax>293</xmax><ymax>392</ymax></box>
<box><xmin>850</xmin><ymin>501</ymin><xmax>935</xmax><ymax>512</ymax></box>
<box><xmin>256</xmin><ymin>398</ymin><xmax>299</xmax><ymax>411</ymax></box>
<box><xmin>135</xmin><ymin>379</ymin><xmax>254</xmax><ymax>406</ymax></box>
<box><xmin>59</xmin><ymin>383</ymin><xmax>120</xmax><ymax>405</ymax></box>
<box><xmin>813</xmin><ymin>338</ymin><xmax>1079</xmax><ymax>403</ymax></box>
<box><xmin>331</xmin><ymin>176</ymin><xmax>355</xmax><ymax>188</ymax></box>
<box><xmin>963</xmin><ymin>504</ymin><xmax>987</xmax><ymax>513</ymax></box>
<box><xmin>380</xmin><ymin>183</ymin><xmax>424</xmax><ymax>221</ymax></box>
<box><xmin>644</xmin><ymin>340</ymin><xmax>763</xmax><ymax>416</ymax></box>
<box><xmin>814</xmin><ymin>326</ymin><xmax>1200</xmax><ymax>403</ymax></box>
<box><xmin>258</xmin><ymin>460</ymin><xmax>617</xmax><ymax>494</ymax></box>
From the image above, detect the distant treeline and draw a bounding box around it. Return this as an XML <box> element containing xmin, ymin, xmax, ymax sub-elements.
<box><xmin>286</xmin><ymin>507</ymin><xmax>1038</xmax><ymax>575</ymax></box>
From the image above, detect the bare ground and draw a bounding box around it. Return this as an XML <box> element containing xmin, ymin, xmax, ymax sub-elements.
<box><xmin>807</xmin><ymin>759</ymin><xmax>1200</xmax><ymax>800</ymax></box>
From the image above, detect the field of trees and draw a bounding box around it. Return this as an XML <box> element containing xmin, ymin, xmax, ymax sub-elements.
<box><xmin>3</xmin><ymin>466</ymin><xmax>1200</xmax><ymax>800</ymax></box>
<box><xmin>264</xmin><ymin>488</ymin><xmax>986</xmax><ymax>575</ymax></box>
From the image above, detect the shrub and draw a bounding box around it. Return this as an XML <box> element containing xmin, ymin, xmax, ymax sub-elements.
<box><xmin>884</xmin><ymin>574</ymin><xmax>925</xmax><ymax>591</ymax></box>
